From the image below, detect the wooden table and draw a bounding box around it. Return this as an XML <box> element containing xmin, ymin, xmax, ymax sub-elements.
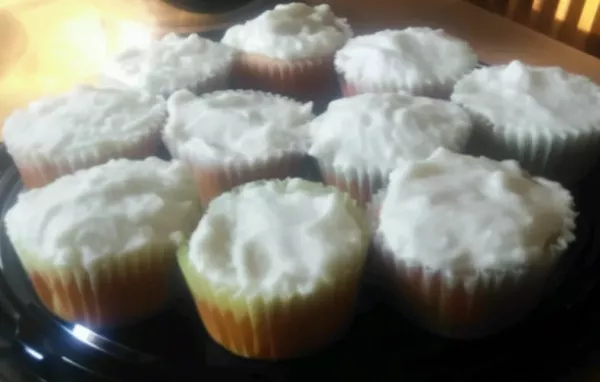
<box><xmin>0</xmin><ymin>0</ymin><xmax>599</xmax><ymax>378</ymax></box>
<box><xmin>2</xmin><ymin>0</ymin><xmax>600</xmax><ymax>131</ymax></box>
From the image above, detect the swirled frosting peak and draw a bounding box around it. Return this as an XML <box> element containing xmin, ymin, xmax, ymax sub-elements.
<box><xmin>187</xmin><ymin>179</ymin><xmax>369</xmax><ymax>297</ymax></box>
<box><xmin>308</xmin><ymin>93</ymin><xmax>472</xmax><ymax>172</ymax></box>
<box><xmin>221</xmin><ymin>3</ymin><xmax>352</xmax><ymax>60</ymax></box>
<box><xmin>4</xmin><ymin>158</ymin><xmax>202</xmax><ymax>271</ymax></box>
<box><xmin>378</xmin><ymin>148</ymin><xmax>575</xmax><ymax>270</ymax></box>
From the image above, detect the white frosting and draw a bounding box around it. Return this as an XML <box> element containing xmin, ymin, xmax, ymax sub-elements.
<box><xmin>221</xmin><ymin>3</ymin><xmax>352</xmax><ymax>60</ymax></box>
<box><xmin>4</xmin><ymin>158</ymin><xmax>202</xmax><ymax>271</ymax></box>
<box><xmin>308</xmin><ymin>93</ymin><xmax>472</xmax><ymax>172</ymax></box>
<box><xmin>103</xmin><ymin>33</ymin><xmax>236</xmax><ymax>95</ymax></box>
<box><xmin>2</xmin><ymin>85</ymin><xmax>165</xmax><ymax>158</ymax></box>
<box><xmin>335</xmin><ymin>28</ymin><xmax>478</xmax><ymax>90</ymax></box>
<box><xmin>187</xmin><ymin>179</ymin><xmax>367</xmax><ymax>297</ymax></box>
<box><xmin>164</xmin><ymin>89</ymin><xmax>314</xmax><ymax>161</ymax></box>
<box><xmin>378</xmin><ymin>148</ymin><xmax>574</xmax><ymax>270</ymax></box>
<box><xmin>451</xmin><ymin>60</ymin><xmax>600</xmax><ymax>134</ymax></box>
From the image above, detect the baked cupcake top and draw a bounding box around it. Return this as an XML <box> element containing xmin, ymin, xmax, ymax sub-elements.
<box><xmin>4</xmin><ymin>158</ymin><xmax>202</xmax><ymax>271</ymax></box>
<box><xmin>451</xmin><ymin>60</ymin><xmax>600</xmax><ymax>134</ymax></box>
<box><xmin>377</xmin><ymin>148</ymin><xmax>575</xmax><ymax>270</ymax></box>
<box><xmin>2</xmin><ymin>85</ymin><xmax>165</xmax><ymax>158</ymax></box>
<box><xmin>221</xmin><ymin>2</ymin><xmax>352</xmax><ymax>60</ymax></box>
<box><xmin>164</xmin><ymin>89</ymin><xmax>313</xmax><ymax>161</ymax></box>
<box><xmin>335</xmin><ymin>28</ymin><xmax>478</xmax><ymax>90</ymax></box>
<box><xmin>103</xmin><ymin>33</ymin><xmax>236</xmax><ymax>95</ymax></box>
<box><xmin>186</xmin><ymin>179</ymin><xmax>369</xmax><ymax>297</ymax></box>
<box><xmin>308</xmin><ymin>93</ymin><xmax>472</xmax><ymax>172</ymax></box>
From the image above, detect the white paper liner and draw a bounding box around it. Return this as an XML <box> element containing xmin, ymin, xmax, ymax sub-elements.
<box><xmin>366</xmin><ymin>188</ymin><xmax>575</xmax><ymax>339</ymax></box>
<box><xmin>463</xmin><ymin>110</ymin><xmax>600</xmax><ymax>186</ymax></box>
<box><xmin>317</xmin><ymin>162</ymin><xmax>388</xmax><ymax>207</ymax></box>
<box><xmin>9</xmin><ymin>108</ymin><xmax>167</xmax><ymax>189</ymax></box>
<box><xmin>338</xmin><ymin>75</ymin><xmax>456</xmax><ymax>100</ymax></box>
<box><xmin>174</xmin><ymin>148</ymin><xmax>306</xmax><ymax>206</ymax></box>
<box><xmin>16</xmin><ymin>243</ymin><xmax>176</xmax><ymax>328</ymax></box>
<box><xmin>233</xmin><ymin>52</ymin><xmax>337</xmax><ymax>101</ymax></box>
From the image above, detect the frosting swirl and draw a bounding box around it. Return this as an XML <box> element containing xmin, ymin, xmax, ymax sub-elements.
<box><xmin>335</xmin><ymin>28</ymin><xmax>478</xmax><ymax>91</ymax></box>
<box><xmin>3</xmin><ymin>85</ymin><xmax>165</xmax><ymax>158</ymax></box>
<box><xmin>5</xmin><ymin>158</ymin><xmax>202</xmax><ymax>271</ymax></box>
<box><xmin>103</xmin><ymin>33</ymin><xmax>235</xmax><ymax>95</ymax></box>
<box><xmin>451</xmin><ymin>60</ymin><xmax>600</xmax><ymax>134</ymax></box>
<box><xmin>377</xmin><ymin>148</ymin><xmax>575</xmax><ymax>270</ymax></box>
<box><xmin>222</xmin><ymin>3</ymin><xmax>352</xmax><ymax>60</ymax></box>
<box><xmin>187</xmin><ymin>179</ymin><xmax>369</xmax><ymax>297</ymax></box>
<box><xmin>165</xmin><ymin>89</ymin><xmax>313</xmax><ymax>161</ymax></box>
<box><xmin>309</xmin><ymin>93</ymin><xmax>472</xmax><ymax>172</ymax></box>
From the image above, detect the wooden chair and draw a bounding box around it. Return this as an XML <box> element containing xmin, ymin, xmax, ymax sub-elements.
<box><xmin>467</xmin><ymin>0</ymin><xmax>600</xmax><ymax>57</ymax></box>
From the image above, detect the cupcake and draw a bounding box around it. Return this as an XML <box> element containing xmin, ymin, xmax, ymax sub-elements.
<box><xmin>369</xmin><ymin>148</ymin><xmax>575</xmax><ymax>339</ymax></box>
<box><xmin>4</xmin><ymin>158</ymin><xmax>202</xmax><ymax>328</ymax></box>
<box><xmin>163</xmin><ymin>89</ymin><xmax>313</xmax><ymax>204</ymax></box>
<box><xmin>102</xmin><ymin>33</ymin><xmax>236</xmax><ymax>97</ymax></box>
<box><xmin>451</xmin><ymin>60</ymin><xmax>600</xmax><ymax>185</ymax></box>
<box><xmin>221</xmin><ymin>2</ymin><xmax>352</xmax><ymax>101</ymax></box>
<box><xmin>177</xmin><ymin>178</ymin><xmax>370</xmax><ymax>359</ymax></box>
<box><xmin>308</xmin><ymin>93</ymin><xmax>472</xmax><ymax>206</ymax></box>
<box><xmin>335</xmin><ymin>28</ymin><xmax>478</xmax><ymax>98</ymax></box>
<box><xmin>2</xmin><ymin>85</ymin><xmax>166</xmax><ymax>188</ymax></box>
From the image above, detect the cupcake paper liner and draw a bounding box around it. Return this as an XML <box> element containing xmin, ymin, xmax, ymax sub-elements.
<box><xmin>463</xmin><ymin>111</ymin><xmax>600</xmax><ymax>185</ymax></box>
<box><xmin>16</xmin><ymin>244</ymin><xmax>176</xmax><ymax>328</ymax></box>
<box><xmin>11</xmin><ymin>110</ymin><xmax>166</xmax><ymax>189</ymax></box>
<box><xmin>231</xmin><ymin>52</ymin><xmax>337</xmax><ymax>102</ymax></box>
<box><xmin>317</xmin><ymin>162</ymin><xmax>388</xmax><ymax>207</ymax></box>
<box><xmin>166</xmin><ymin>134</ymin><xmax>306</xmax><ymax>205</ymax></box>
<box><xmin>367</xmin><ymin>190</ymin><xmax>575</xmax><ymax>339</ymax></box>
<box><xmin>188</xmin><ymin>70</ymin><xmax>231</xmax><ymax>97</ymax></box>
<box><xmin>177</xmin><ymin>241</ymin><xmax>368</xmax><ymax>359</ymax></box>
<box><xmin>338</xmin><ymin>76</ymin><xmax>455</xmax><ymax>100</ymax></box>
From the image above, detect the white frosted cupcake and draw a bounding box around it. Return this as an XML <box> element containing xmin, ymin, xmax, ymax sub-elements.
<box><xmin>102</xmin><ymin>33</ymin><xmax>236</xmax><ymax>96</ymax></box>
<box><xmin>369</xmin><ymin>148</ymin><xmax>575</xmax><ymax>338</ymax></box>
<box><xmin>177</xmin><ymin>178</ymin><xmax>370</xmax><ymax>359</ymax></box>
<box><xmin>308</xmin><ymin>93</ymin><xmax>472</xmax><ymax>206</ymax></box>
<box><xmin>452</xmin><ymin>60</ymin><xmax>600</xmax><ymax>185</ymax></box>
<box><xmin>4</xmin><ymin>158</ymin><xmax>202</xmax><ymax>328</ymax></box>
<box><xmin>221</xmin><ymin>2</ymin><xmax>352</xmax><ymax>100</ymax></box>
<box><xmin>335</xmin><ymin>28</ymin><xmax>478</xmax><ymax>98</ymax></box>
<box><xmin>164</xmin><ymin>89</ymin><xmax>314</xmax><ymax>204</ymax></box>
<box><xmin>2</xmin><ymin>85</ymin><xmax>166</xmax><ymax>188</ymax></box>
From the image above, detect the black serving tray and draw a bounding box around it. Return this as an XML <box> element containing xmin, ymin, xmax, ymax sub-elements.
<box><xmin>1</xmin><ymin>30</ymin><xmax>600</xmax><ymax>382</ymax></box>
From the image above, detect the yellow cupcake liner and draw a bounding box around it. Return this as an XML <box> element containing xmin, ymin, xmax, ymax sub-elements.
<box><xmin>177</xmin><ymin>187</ymin><xmax>371</xmax><ymax>359</ymax></box>
<box><xmin>178</xmin><ymin>244</ymin><xmax>367</xmax><ymax>360</ymax></box>
<box><xmin>14</xmin><ymin>243</ymin><xmax>177</xmax><ymax>328</ymax></box>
